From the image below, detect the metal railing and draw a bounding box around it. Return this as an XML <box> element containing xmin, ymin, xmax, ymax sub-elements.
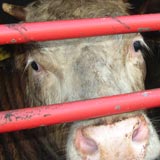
<box><xmin>0</xmin><ymin>14</ymin><xmax>159</xmax><ymax>44</ymax></box>
<box><xmin>0</xmin><ymin>13</ymin><xmax>160</xmax><ymax>133</ymax></box>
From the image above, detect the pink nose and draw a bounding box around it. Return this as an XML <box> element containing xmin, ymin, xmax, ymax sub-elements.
<box><xmin>74</xmin><ymin>115</ymin><xmax>149</xmax><ymax>160</ymax></box>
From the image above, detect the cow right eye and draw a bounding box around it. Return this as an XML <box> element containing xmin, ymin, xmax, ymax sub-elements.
<box><xmin>133</xmin><ymin>41</ymin><xmax>142</xmax><ymax>52</ymax></box>
<box><xmin>31</xmin><ymin>61</ymin><xmax>40</xmax><ymax>71</ymax></box>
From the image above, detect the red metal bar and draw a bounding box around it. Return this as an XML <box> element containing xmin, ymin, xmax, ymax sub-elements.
<box><xmin>0</xmin><ymin>14</ymin><xmax>160</xmax><ymax>45</ymax></box>
<box><xmin>0</xmin><ymin>89</ymin><xmax>160</xmax><ymax>133</ymax></box>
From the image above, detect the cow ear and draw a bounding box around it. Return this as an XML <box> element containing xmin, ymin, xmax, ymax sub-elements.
<box><xmin>2</xmin><ymin>3</ymin><xmax>26</xmax><ymax>21</ymax></box>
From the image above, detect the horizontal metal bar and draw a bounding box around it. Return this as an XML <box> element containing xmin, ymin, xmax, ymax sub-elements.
<box><xmin>0</xmin><ymin>89</ymin><xmax>160</xmax><ymax>133</ymax></box>
<box><xmin>0</xmin><ymin>14</ymin><xmax>160</xmax><ymax>45</ymax></box>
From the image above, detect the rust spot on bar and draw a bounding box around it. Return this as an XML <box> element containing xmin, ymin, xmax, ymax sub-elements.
<box><xmin>6</xmin><ymin>23</ymin><xmax>29</xmax><ymax>41</ymax></box>
<box><xmin>44</xmin><ymin>114</ymin><xmax>52</xmax><ymax>117</ymax></box>
<box><xmin>6</xmin><ymin>23</ymin><xmax>27</xmax><ymax>31</ymax></box>
<box><xmin>142</xmin><ymin>92</ymin><xmax>148</xmax><ymax>97</ymax></box>
<box><xmin>138</xmin><ymin>28</ymin><xmax>151</xmax><ymax>32</ymax></box>
<box><xmin>15</xmin><ymin>116</ymin><xmax>24</xmax><ymax>121</ymax></box>
<box><xmin>11</xmin><ymin>39</ymin><xmax>17</xmax><ymax>43</ymax></box>
<box><xmin>115</xmin><ymin>105</ymin><xmax>121</xmax><ymax>110</ymax></box>
<box><xmin>112</xmin><ymin>17</ymin><xmax>130</xmax><ymax>29</ymax></box>
<box><xmin>4</xmin><ymin>113</ymin><xmax>14</xmax><ymax>122</ymax></box>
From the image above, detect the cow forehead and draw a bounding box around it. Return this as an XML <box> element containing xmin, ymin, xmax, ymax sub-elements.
<box><xmin>38</xmin><ymin>34</ymin><xmax>131</xmax><ymax>48</ymax></box>
<box><xmin>30</xmin><ymin>34</ymin><xmax>134</xmax><ymax>62</ymax></box>
<box><xmin>25</xmin><ymin>0</ymin><xmax>128</xmax><ymax>22</ymax></box>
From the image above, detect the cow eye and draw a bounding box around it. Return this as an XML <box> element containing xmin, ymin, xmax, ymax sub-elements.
<box><xmin>31</xmin><ymin>61</ymin><xmax>40</xmax><ymax>71</ymax></box>
<box><xmin>133</xmin><ymin>41</ymin><xmax>142</xmax><ymax>52</ymax></box>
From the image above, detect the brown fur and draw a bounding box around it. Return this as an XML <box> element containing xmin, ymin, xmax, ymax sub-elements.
<box><xmin>24</xmin><ymin>0</ymin><xmax>129</xmax><ymax>22</ymax></box>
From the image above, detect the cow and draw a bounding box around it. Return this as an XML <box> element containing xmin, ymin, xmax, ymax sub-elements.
<box><xmin>1</xmin><ymin>0</ymin><xmax>160</xmax><ymax>159</ymax></box>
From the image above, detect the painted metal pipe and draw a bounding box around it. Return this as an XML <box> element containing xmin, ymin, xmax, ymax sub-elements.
<box><xmin>0</xmin><ymin>14</ymin><xmax>160</xmax><ymax>45</ymax></box>
<box><xmin>0</xmin><ymin>89</ymin><xmax>160</xmax><ymax>133</ymax></box>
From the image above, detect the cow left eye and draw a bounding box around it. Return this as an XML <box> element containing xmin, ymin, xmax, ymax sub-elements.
<box><xmin>31</xmin><ymin>61</ymin><xmax>41</xmax><ymax>72</ymax></box>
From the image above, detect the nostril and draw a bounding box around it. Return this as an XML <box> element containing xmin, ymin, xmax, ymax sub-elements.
<box><xmin>75</xmin><ymin>128</ymin><xmax>98</xmax><ymax>155</ymax></box>
<box><xmin>132</xmin><ymin>119</ymin><xmax>149</xmax><ymax>142</ymax></box>
<box><xmin>132</xmin><ymin>126</ymin><xmax>140</xmax><ymax>141</ymax></box>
